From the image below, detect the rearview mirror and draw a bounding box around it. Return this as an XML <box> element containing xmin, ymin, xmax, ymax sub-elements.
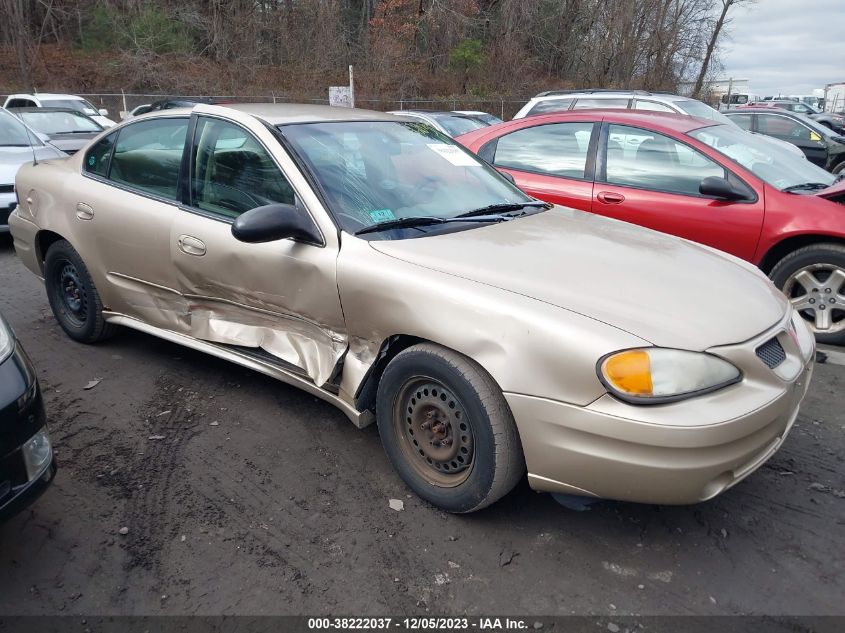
<box><xmin>98</xmin><ymin>108</ymin><xmax>109</xmax><ymax>117</ymax></box>
<box><xmin>699</xmin><ymin>176</ymin><xmax>747</xmax><ymax>201</ymax></box>
<box><xmin>231</xmin><ymin>203</ymin><xmax>322</xmax><ymax>245</ymax></box>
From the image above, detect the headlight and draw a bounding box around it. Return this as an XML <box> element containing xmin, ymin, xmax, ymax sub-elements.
<box><xmin>0</xmin><ymin>314</ymin><xmax>13</xmax><ymax>364</ymax></box>
<box><xmin>22</xmin><ymin>429</ymin><xmax>52</xmax><ymax>481</ymax></box>
<box><xmin>598</xmin><ymin>348</ymin><xmax>741</xmax><ymax>404</ymax></box>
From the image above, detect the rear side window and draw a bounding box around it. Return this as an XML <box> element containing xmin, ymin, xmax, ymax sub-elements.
<box><xmin>493</xmin><ymin>122</ymin><xmax>594</xmax><ymax>179</ymax></box>
<box><xmin>108</xmin><ymin>118</ymin><xmax>188</xmax><ymax>200</ymax></box>
<box><xmin>526</xmin><ymin>98</ymin><xmax>573</xmax><ymax>117</ymax></box>
<box><xmin>728</xmin><ymin>114</ymin><xmax>753</xmax><ymax>131</ymax></box>
<box><xmin>84</xmin><ymin>132</ymin><xmax>117</xmax><ymax>177</ymax></box>
<box><xmin>573</xmin><ymin>98</ymin><xmax>629</xmax><ymax>110</ymax></box>
<box><xmin>757</xmin><ymin>115</ymin><xmax>814</xmax><ymax>141</ymax></box>
<box><xmin>7</xmin><ymin>98</ymin><xmax>36</xmax><ymax>108</ymax></box>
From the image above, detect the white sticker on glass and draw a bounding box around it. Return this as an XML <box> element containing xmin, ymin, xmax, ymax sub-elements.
<box><xmin>427</xmin><ymin>143</ymin><xmax>481</xmax><ymax>167</ymax></box>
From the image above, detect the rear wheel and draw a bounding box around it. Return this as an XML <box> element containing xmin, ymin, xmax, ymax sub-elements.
<box><xmin>376</xmin><ymin>343</ymin><xmax>524</xmax><ymax>513</ymax></box>
<box><xmin>44</xmin><ymin>240</ymin><xmax>115</xmax><ymax>343</ymax></box>
<box><xmin>770</xmin><ymin>244</ymin><xmax>845</xmax><ymax>345</ymax></box>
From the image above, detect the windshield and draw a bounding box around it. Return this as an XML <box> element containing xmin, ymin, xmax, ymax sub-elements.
<box><xmin>675</xmin><ymin>99</ymin><xmax>734</xmax><ymax>125</ymax></box>
<box><xmin>690</xmin><ymin>124</ymin><xmax>834</xmax><ymax>191</ymax></box>
<box><xmin>426</xmin><ymin>113</ymin><xmax>487</xmax><ymax>137</ymax></box>
<box><xmin>280</xmin><ymin>120</ymin><xmax>533</xmax><ymax>235</ymax></box>
<box><xmin>43</xmin><ymin>98</ymin><xmax>100</xmax><ymax>116</ymax></box>
<box><xmin>18</xmin><ymin>110</ymin><xmax>102</xmax><ymax>134</ymax></box>
<box><xmin>0</xmin><ymin>109</ymin><xmax>40</xmax><ymax>146</ymax></box>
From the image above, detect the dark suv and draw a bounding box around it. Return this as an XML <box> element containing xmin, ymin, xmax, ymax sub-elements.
<box><xmin>726</xmin><ymin>107</ymin><xmax>845</xmax><ymax>174</ymax></box>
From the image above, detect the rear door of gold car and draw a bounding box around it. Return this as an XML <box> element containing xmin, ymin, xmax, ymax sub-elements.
<box><xmin>169</xmin><ymin>109</ymin><xmax>346</xmax><ymax>387</ymax></box>
<box><xmin>73</xmin><ymin>115</ymin><xmax>190</xmax><ymax>329</ymax></box>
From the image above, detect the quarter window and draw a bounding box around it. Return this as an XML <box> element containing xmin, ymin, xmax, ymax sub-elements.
<box><xmin>84</xmin><ymin>131</ymin><xmax>117</xmax><ymax>177</ymax></box>
<box><xmin>633</xmin><ymin>100</ymin><xmax>675</xmax><ymax>113</ymax></box>
<box><xmin>493</xmin><ymin>122</ymin><xmax>594</xmax><ymax>179</ymax></box>
<box><xmin>191</xmin><ymin>117</ymin><xmax>294</xmax><ymax>218</ymax></box>
<box><xmin>108</xmin><ymin>118</ymin><xmax>188</xmax><ymax>200</ymax></box>
<box><xmin>605</xmin><ymin>124</ymin><xmax>725</xmax><ymax>196</ymax></box>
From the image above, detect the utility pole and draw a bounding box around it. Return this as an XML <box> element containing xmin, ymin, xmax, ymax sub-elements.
<box><xmin>349</xmin><ymin>65</ymin><xmax>355</xmax><ymax>108</ymax></box>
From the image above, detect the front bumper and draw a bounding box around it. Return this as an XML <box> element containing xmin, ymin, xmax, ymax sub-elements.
<box><xmin>508</xmin><ymin>317</ymin><xmax>814</xmax><ymax>505</ymax></box>
<box><xmin>0</xmin><ymin>342</ymin><xmax>56</xmax><ymax>521</ymax></box>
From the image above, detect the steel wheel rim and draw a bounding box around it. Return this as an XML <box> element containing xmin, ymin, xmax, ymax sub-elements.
<box><xmin>56</xmin><ymin>260</ymin><xmax>89</xmax><ymax>327</ymax></box>
<box><xmin>394</xmin><ymin>377</ymin><xmax>474</xmax><ymax>487</ymax></box>
<box><xmin>784</xmin><ymin>264</ymin><xmax>845</xmax><ymax>335</ymax></box>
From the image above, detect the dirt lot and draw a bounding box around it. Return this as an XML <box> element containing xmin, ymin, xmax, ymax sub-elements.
<box><xmin>0</xmin><ymin>236</ymin><xmax>842</xmax><ymax>618</ymax></box>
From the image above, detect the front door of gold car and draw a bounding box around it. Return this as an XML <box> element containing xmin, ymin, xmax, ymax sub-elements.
<box><xmin>169</xmin><ymin>112</ymin><xmax>347</xmax><ymax>387</ymax></box>
<box><xmin>74</xmin><ymin>116</ymin><xmax>190</xmax><ymax>329</ymax></box>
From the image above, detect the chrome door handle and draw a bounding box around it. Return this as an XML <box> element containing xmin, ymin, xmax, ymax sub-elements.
<box><xmin>177</xmin><ymin>235</ymin><xmax>206</xmax><ymax>256</ymax></box>
<box><xmin>76</xmin><ymin>202</ymin><xmax>94</xmax><ymax>220</ymax></box>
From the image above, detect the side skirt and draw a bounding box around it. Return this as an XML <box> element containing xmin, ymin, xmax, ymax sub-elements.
<box><xmin>103</xmin><ymin>312</ymin><xmax>374</xmax><ymax>429</ymax></box>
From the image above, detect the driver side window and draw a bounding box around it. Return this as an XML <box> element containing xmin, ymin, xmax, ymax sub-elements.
<box><xmin>191</xmin><ymin>117</ymin><xmax>294</xmax><ymax>219</ymax></box>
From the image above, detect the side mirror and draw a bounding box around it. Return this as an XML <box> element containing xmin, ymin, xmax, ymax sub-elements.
<box><xmin>35</xmin><ymin>132</ymin><xmax>51</xmax><ymax>143</ymax></box>
<box><xmin>699</xmin><ymin>176</ymin><xmax>747</xmax><ymax>201</ymax></box>
<box><xmin>98</xmin><ymin>108</ymin><xmax>109</xmax><ymax>117</ymax></box>
<box><xmin>499</xmin><ymin>170</ymin><xmax>516</xmax><ymax>185</ymax></box>
<box><xmin>231</xmin><ymin>203</ymin><xmax>322</xmax><ymax>245</ymax></box>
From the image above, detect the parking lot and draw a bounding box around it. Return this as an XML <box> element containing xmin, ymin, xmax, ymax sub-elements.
<box><xmin>0</xmin><ymin>236</ymin><xmax>842</xmax><ymax>617</ymax></box>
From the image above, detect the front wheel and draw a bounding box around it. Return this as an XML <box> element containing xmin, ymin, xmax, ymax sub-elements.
<box><xmin>44</xmin><ymin>240</ymin><xmax>115</xmax><ymax>343</ymax></box>
<box><xmin>376</xmin><ymin>343</ymin><xmax>524</xmax><ymax>513</ymax></box>
<box><xmin>770</xmin><ymin>244</ymin><xmax>845</xmax><ymax>345</ymax></box>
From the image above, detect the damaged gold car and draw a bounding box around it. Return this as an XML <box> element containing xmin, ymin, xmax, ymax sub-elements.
<box><xmin>10</xmin><ymin>104</ymin><xmax>815</xmax><ymax>512</ymax></box>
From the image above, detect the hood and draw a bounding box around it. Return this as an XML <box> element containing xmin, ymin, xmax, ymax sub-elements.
<box><xmin>0</xmin><ymin>146</ymin><xmax>66</xmax><ymax>184</ymax></box>
<box><xmin>369</xmin><ymin>208</ymin><xmax>788</xmax><ymax>350</ymax></box>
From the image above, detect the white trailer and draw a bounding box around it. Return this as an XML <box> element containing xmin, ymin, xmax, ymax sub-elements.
<box><xmin>824</xmin><ymin>83</ymin><xmax>845</xmax><ymax>113</ymax></box>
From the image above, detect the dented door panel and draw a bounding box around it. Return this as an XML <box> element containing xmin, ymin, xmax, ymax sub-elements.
<box><xmin>169</xmin><ymin>208</ymin><xmax>346</xmax><ymax>387</ymax></box>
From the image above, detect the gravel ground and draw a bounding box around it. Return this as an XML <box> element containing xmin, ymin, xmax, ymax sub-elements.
<box><xmin>0</xmin><ymin>237</ymin><xmax>842</xmax><ymax>617</ymax></box>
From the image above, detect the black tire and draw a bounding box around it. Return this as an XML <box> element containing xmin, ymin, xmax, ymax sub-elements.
<box><xmin>769</xmin><ymin>243</ymin><xmax>845</xmax><ymax>345</ymax></box>
<box><xmin>376</xmin><ymin>343</ymin><xmax>524</xmax><ymax>513</ymax></box>
<box><xmin>44</xmin><ymin>240</ymin><xmax>116</xmax><ymax>343</ymax></box>
<box><xmin>832</xmin><ymin>161</ymin><xmax>845</xmax><ymax>175</ymax></box>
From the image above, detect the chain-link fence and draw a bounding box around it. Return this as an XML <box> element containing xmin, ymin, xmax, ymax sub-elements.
<box><xmin>0</xmin><ymin>92</ymin><xmax>533</xmax><ymax>121</ymax></box>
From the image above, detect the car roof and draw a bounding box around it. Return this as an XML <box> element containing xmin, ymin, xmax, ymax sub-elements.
<box><xmin>22</xmin><ymin>93</ymin><xmax>87</xmax><ymax>101</ymax></box>
<box><xmin>7</xmin><ymin>106</ymin><xmax>89</xmax><ymax>114</ymax></box>
<box><xmin>531</xmin><ymin>90</ymin><xmax>688</xmax><ymax>103</ymax></box>
<box><xmin>222</xmin><ymin>103</ymin><xmax>404</xmax><ymax>125</ymax></box>
<box><xmin>508</xmin><ymin>109</ymin><xmax>715</xmax><ymax>133</ymax></box>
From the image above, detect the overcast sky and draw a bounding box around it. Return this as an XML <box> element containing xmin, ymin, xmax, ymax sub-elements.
<box><xmin>719</xmin><ymin>0</ymin><xmax>845</xmax><ymax>96</ymax></box>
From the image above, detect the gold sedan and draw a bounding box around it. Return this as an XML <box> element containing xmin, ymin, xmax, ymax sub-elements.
<box><xmin>9</xmin><ymin>104</ymin><xmax>815</xmax><ymax>512</ymax></box>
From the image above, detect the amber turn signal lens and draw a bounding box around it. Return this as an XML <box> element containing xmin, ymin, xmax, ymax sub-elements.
<box><xmin>602</xmin><ymin>350</ymin><xmax>653</xmax><ymax>395</ymax></box>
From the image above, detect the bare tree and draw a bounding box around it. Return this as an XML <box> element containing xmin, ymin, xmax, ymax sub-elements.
<box><xmin>692</xmin><ymin>0</ymin><xmax>752</xmax><ymax>98</ymax></box>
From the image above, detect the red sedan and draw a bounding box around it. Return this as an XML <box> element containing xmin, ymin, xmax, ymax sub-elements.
<box><xmin>457</xmin><ymin>110</ymin><xmax>845</xmax><ymax>344</ymax></box>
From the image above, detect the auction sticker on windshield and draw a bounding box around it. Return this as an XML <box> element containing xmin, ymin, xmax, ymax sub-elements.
<box><xmin>427</xmin><ymin>143</ymin><xmax>481</xmax><ymax>166</ymax></box>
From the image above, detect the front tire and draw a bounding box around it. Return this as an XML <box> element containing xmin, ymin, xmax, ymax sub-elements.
<box><xmin>770</xmin><ymin>244</ymin><xmax>845</xmax><ymax>345</ymax></box>
<box><xmin>44</xmin><ymin>240</ymin><xmax>115</xmax><ymax>343</ymax></box>
<box><xmin>376</xmin><ymin>343</ymin><xmax>524</xmax><ymax>513</ymax></box>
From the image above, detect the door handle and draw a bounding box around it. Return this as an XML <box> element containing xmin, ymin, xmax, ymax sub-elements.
<box><xmin>75</xmin><ymin>202</ymin><xmax>94</xmax><ymax>220</ymax></box>
<box><xmin>177</xmin><ymin>235</ymin><xmax>206</xmax><ymax>257</ymax></box>
<box><xmin>596</xmin><ymin>191</ymin><xmax>625</xmax><ymax>204</ymax></box>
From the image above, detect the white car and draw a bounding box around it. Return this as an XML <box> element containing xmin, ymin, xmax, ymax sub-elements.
<box><xmin>514</xmin><ymin>90</ymin><xmax>806</xmax><ymax>158</ymax></box>
<box><xmin>3</xmin><ymin>93</ymin><xmax>116</xmax><ymax>128</ymax></box>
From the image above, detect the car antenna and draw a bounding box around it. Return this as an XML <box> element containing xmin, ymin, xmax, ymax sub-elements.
<box><xmin>21</xmin><ymin>122</ymin><xmax>39</xmax><ymax>166</ymax></box>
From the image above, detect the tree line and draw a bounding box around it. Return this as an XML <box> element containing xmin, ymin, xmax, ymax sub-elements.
<box><xmin>0</xmin><ymin>0</ymin><xmax>746</xmax><ymax>100</ymax></box>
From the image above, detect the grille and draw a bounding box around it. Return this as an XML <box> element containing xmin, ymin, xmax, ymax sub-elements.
<box><xmin>756</xmin><ymin>337</ymin><xmax>786</xmax><ymax>369</ymax></box>
<box><xmin>0</xmin><ymin>184</ymin><xmax>13</xmax><ymax>193</ymax></box>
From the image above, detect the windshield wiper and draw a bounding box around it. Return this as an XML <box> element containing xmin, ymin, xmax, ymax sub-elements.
<box><xmin>353</xmin><ymin>214</ymin><xmax>511</xmax><ymax>236</ymax></box>
<box><xmin>453</xmin><ymin>201</ymin><xmax>549</xmax><ymax>219</ymax></box>
<box><xmin>782</xmin><ymin>182</ymin><xmax>831</xmax><ymax>193</ymax></box>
